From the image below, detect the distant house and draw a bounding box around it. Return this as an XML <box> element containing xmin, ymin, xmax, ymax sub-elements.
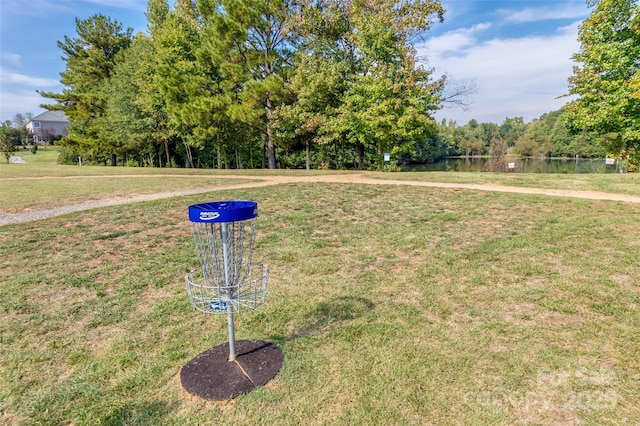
<box><xmin>26</xmin><ymin>110</ymin><xmax>69</xmax><ymax>145</ymax></box>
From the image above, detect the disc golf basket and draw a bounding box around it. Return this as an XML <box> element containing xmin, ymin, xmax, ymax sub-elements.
<box><xmin>181</xmin><ymin>201</ymin><xmax>283</xmax><ymax>400</ymax></box>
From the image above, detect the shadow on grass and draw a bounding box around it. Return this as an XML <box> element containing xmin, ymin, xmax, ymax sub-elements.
<box><xmin>273</xmin><ymin>295</ymin><xmax>375</xmax><ymax>342</ymax></box>
<box><xmin>98</xmin><ymin>400</ymin><xmax>180</xmax><ymax>425</ymax></box>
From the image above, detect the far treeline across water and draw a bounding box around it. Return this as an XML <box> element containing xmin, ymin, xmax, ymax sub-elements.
<box><xmin>19</xmin><ymin>0</ymin><xmax>640</xmax><ymax>171</ymax></box>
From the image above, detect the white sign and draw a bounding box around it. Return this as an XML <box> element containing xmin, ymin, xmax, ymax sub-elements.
<box><xmin>605</xmin><ymin>158</ymin><xmax>615</xmax><ymax>165</ymax></box>
<box><xmin>508</xmin><ymin>162</ymin><xmax>515</xmax><ymax>169</ymax></box>
<box><xmin>384</xmin><ymin>152</ymin><xmax>390</xmax><ymax>162</ymax></box>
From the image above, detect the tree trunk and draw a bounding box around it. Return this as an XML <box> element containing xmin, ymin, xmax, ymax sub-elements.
<box><xmin>265</xmin><ymin>96</ymin><xmax>276</xmax><ymax>169</ymax></box>
<box><xmin>357</xmin><ymin>143</ymin><xmax>365</xmax><ymax>170</ymax></box>
<box><xmin>164</xmin><ymin>139</ymin><xmax>170</xmax><ymax>167</ymax></box>
<box><xmin>306</xmin><ymin>140</ymin><xmax>311</xmax><ymax>170</ymax></box>
<box><xmin>250</xmin><ymin>140</ymin><xmax>254</xmax><ymax>169</ymax></box>
<box><xmin>184</xmin><ymin>143</ymin><xmax>194</xmax><ymax>168</ymax></box>
<box><xmin>110</xmin><ymin>153</ymin><xmax>117</xmax><ymax>166</ymax></box>
<box><xmin>235</xmin><ymin>143</ymin><xmax>242</xmax><ymax>169</ymax></box>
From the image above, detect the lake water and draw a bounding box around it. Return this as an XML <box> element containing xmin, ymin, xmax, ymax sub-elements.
<box><xmin>404</xmin><ymin>157</ymin><xmax>623</xmax><ymax>174</ymax></box>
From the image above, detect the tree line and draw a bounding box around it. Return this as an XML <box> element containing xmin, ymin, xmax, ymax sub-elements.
<box><xmin>436</xmin><ymin>110</ymin><xmax>605</xmax><ymax>162</ymax></box>
<box><xmin>36</xmin><ymin>0</ymin><xmax>460</xmax><ymax>169</ymax></box>
<box><xmin>4</xmin><ymin>0</ymin><xmax>636</xmax><ymax>170</ymax></box>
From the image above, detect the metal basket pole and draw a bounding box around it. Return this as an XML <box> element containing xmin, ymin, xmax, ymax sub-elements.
<box><xmin>220</xmin><ymin>221</ymin><xmax>237</xmax><ymax>361</ymax></box>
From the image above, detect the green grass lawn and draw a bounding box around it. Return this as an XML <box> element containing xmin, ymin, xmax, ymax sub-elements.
<box><xmin>370</xmin><ymin>170</ymin><xmax>640</xmax><ymax>197</ymax></box>
<box><xmin>0</xmin><ymin>148</ymin><xmax>353</xmax><ymax>213</ymax></box>
<box><xmin>1</xmin><ymin>180</ymin><xmax>639</xmax><ymax>425</ymax></box>
<box><xmin>0</xmin><ymin>175</ymin><xmax>260</xmax><ymax>213</ymax></box>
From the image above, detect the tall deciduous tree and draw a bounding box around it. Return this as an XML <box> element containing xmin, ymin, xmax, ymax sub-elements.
<box><xmin>141</xmin><ymin>0</ymin><xmax>181</xmax><ymax>167</ymax></box>
<box><xmin>40</xmin><ymin>14</ymin><xmax>133</xmax><ymax>163</ymax></box>
<box><xmin>152</xmin><ymin>0</ymin><xmax>206</xmax><ymax>168</ymax></box>
<box><xmin>275</xmin><ymin>1</ymin><xmax>351</xmax><ymax>169</ymax></box>
<box><xmin>565</xmin><ymin>0</ymin><xmax>640</xmax><ymax>167</ymax></box>
<box><xmin>282</xmin><ymin>0</ymin><xmax>445</xmax><ymax>169</ymax></box>
<box><xmin>103</xmin><ymin>34</ymin><xmax>159</xmax><ymax>165</ymax></box>
<box><xmin>336</xmin><ymin>0</ymin><xmax>445</xmax><ymax>168</ymax></box>
<box><xmin>283</xmin><ymin>5</ymin><xmax>351</xmax><ymax>167</ymax></box>
<box><xmin>273</xmin><ymin>54</ymin><xmax>345</xmax><ymax>169</ymax></box>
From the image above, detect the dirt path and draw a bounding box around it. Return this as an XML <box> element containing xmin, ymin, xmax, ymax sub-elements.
<box><xmin>2</xmin><ymin>173</ymin><xmax>639</xmax><ymax>226</ymax></box>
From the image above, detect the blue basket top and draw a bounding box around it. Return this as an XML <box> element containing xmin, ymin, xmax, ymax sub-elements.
<box><xmin>188</xmin><ymin>200</ymin><xmax>258</xmax><ymax>223</ymax></box>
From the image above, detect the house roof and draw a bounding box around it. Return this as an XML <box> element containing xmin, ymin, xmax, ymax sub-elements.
<box><xmin>30</xmin><ymin>110</ymin><xmax>68</xmax><ymax>123</ymax></box>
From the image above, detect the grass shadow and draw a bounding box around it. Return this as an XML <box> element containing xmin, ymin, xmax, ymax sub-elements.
<box><xmin>277</xmin><ymin>295</ymin><xmax>375</xmax><ymax>341</ymax></box>
<box><xmin>97</xmin><ymin>400</ymin><xmax>180</xmax><ymax>425</ymax></box>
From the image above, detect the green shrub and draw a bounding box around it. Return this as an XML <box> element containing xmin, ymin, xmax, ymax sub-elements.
<box><xmin>57</xmin><ymin>147</ymin><xmax>80</xmax><ymax>165</ymax></box>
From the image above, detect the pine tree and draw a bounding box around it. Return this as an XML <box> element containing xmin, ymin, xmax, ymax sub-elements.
<box><xmin>40</xmin><ymin>15</ymin><xmax>133</xmax><ymax>163</ymax></box>
<box><xmin>198</xmin><ymin>0</ymin><xmax>295</xmax><ymax>169</ymax></box>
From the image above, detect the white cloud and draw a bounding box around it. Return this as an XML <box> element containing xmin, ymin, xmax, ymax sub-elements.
<box><xmin>83</xmin><ymin>0</ymin><xmax>147</xmax><ymax>12</ymax></box>
<box><xmin>1</xmin><ymin>53</ymin><xmax>23</xmax><ymax>66</ymax></box>
<box><xmin>0</xmin><ymin>68</ymin><xmax>62</xmax><ymax>120</ymax></box>
<box><xmin>0</xmin><ymin>68</ymin><xmax>59</xmax><ymax>87</ymax></box>
<box><xmin>0</xmin><ymin>0</ymin><xmax>72</xmax><ymax>17</ymax></box>
<box><xmin>0</xmin><ymin>89</ymin><xmax>51</xmax><ymax>120</ymax></box>
<box><xmin>424</xmin><ymin>23</ymin><xmax>492</xmax><ymax>59</ymax></box>
<box><xmin>420</xmin><ymin>21</ymin><xmax>582</xmax><ymax>124</ymax></box>
<box><xmin>497</xmin><ymin>4</ymin><xmax>589</xmax><ymax>23</ymax></box>
<box><xmin>1</xmin><ymin>0</ymin><xmax>146</xmax><ymax>18</ymax></box>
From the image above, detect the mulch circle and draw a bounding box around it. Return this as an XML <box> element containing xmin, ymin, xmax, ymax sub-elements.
<box><xmin>180</xmin><ymin>340</ymin><xmax>283</xmax><ymax>400</ymax></box>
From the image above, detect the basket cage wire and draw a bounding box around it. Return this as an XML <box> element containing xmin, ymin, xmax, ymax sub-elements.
<box><xmin>186</xmin><ymin>217</ymin><xmax>268</xmax><ymax>314</ymax></box>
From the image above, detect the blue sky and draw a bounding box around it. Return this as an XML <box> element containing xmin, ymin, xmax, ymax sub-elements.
<box><xmin>0</xmin><ymin>0</ymin><xmax>591</xmax><ymax>125</ymax></box>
